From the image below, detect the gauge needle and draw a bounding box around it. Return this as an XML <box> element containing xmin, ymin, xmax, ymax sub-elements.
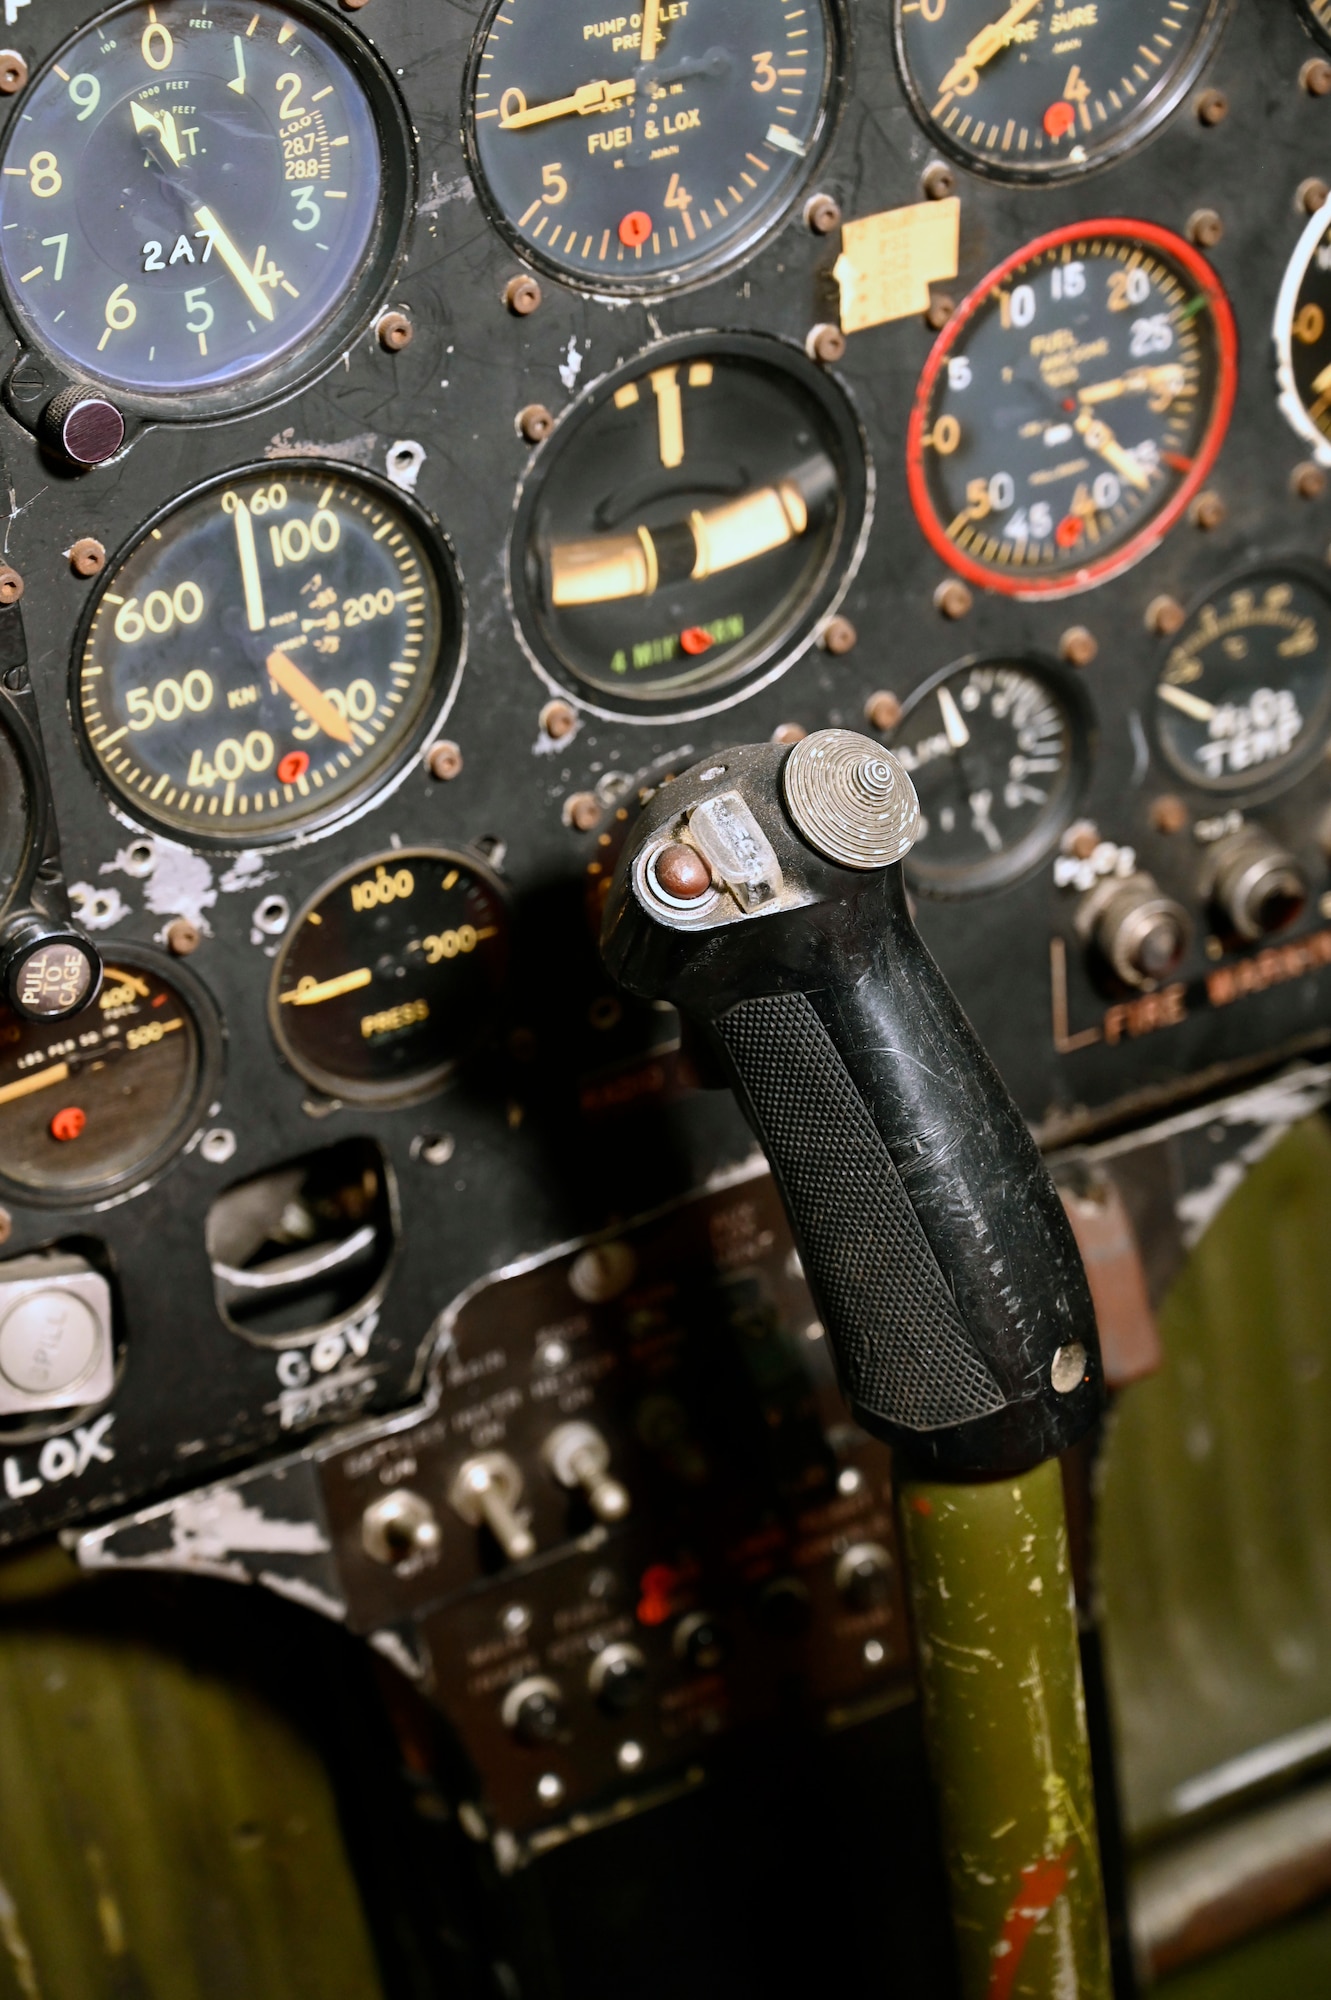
<box><xmin>937</xmin><ymin>684</ymin><xmax>971</xmax><ymax>750</ymax></box>
<box><xmin>641</xmin><ymin>0</ymin><xmax>662</xmax><ymax>61</ymax></box>
<box><xmin>192</xmin><ymin>205</ymin><xmax>275</xmax><ymax>322</ymax></box>
<box><xmin>1078</xmin><ymin>366</ymin><xmax>1186</xmax><ymax>407</ymax></box>
<box><xmin>936</xmin><ymin>0</ymin><xmax>1042</xmax><ymax>101</ymax></box>
<box><xmin>279</xmin><ymin>968</ymin><xmax>373</xmax><ymax>1007</ymax></box>
<box><xmin>1157</xmin><ymin>683</ymin><xmax>1216</xmax><ymax>722</ymax></box>
<box><xmin>0</xmin><ymin>1060</ymin><xmax>70</xmax><ymax>1107</ymax></box>
<box><xmin>131</xmin><ymin>98</ymin><xmax>186</xmax><ymax>167</ymax></box>
<box><xmin>266</xmin><ymin>649</ymin><xmax>354</xmax><ymax>744</ymax></box>
<box><xmin>969</xmin><ymin>790</ymin><xmax>1004</xmax><ymax>854</ymax></box>
<box><xmin>1073</xmin><ymin>407</ymin><xmax>1151</xmax><ymax>493</ymax></box>
<box><xmin>500</xmin><ymin>77</ymin><xmax>636</xmax><ymax>128</ymax></box>
<box><xmin>232</xmin><ymin>497</ymin><xmax>266</xmax><ymax>633</ymax></box>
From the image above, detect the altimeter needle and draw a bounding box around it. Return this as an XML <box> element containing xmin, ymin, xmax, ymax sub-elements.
<box><xmin>266</xmin><ymin>649</ymin><xmax>354</xmax><ymax>744</ymax></box>
<box><xmin>192</xmin><ymin>204</ymin><xmax>275</xmax><ymax>322</ymax></box>
<box><xmin>937</xmin><ymin>684</ymin><xmax>971</xmax><ymax>750</ymax></box>
<box><xmin>131</xmin><ymin>98</ymin><xmax>186</xmax><ymax>166</ymax></box>
<box><xmin>279</xmin><ymin>968</ymin><xmax>374</xmax><ymax>1007</ymax></box>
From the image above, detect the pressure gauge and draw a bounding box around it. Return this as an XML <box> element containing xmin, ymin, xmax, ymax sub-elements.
<box><xmin>1275</xmin><ymin>194</ymin><xmax>1331</xmax><ymax>465</ymax></box>
<box><xmin>76</xmin><ymin>464</ymin><xmax>461</xmax><ymax>845</ymax></box>
<box><xmin>512</xmin><ymin>334</ymin><xmax>867</xmax><ymax>715</ymax></box>
<box><xmin>465</xmin><ymin>0</ymin><xmax>838</xmax><ymax>292</ymax></box>
<box><xmin>0</xmin><ymin>0</ymin><xmax>408</xmax><ymax>411</ymax></box>
<box><xmin>270</xmin><ymin>850</ymin><xmax>510</xmax><ymax>1107</ymax></box>
<box><xmin>889</xmin><ymin>658</ymin><xmax>1090</xmax><ymax>894</ymax></box>
<box><xmin>1154</xmin><ymin>566</ymin><xmax>1331</xmax><ymax>798</ymax></box>
<box><xmin>907</xmin><ymin>222</ymin><xmax>1236</xmax><ymax>599</ymax></box>
<box><xmin>893</xmin><ymin>0</ymin><xmax>1228</xmax><ymax>184</ymax></box>
<box><xmin>0</xmin><ymin>952</ymin><xmax>215</xmax><ymax>1201</ymax></box>
<box><xmin>1297</xmin><ymin>1</ymin><xmax>1331</xmax><ymax>52</ymax></box>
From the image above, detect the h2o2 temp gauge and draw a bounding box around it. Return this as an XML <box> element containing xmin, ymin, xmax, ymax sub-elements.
<box><xmin>906</xmin><ymin>221</ymin><xmax>1237</xmax><ymax>599</ymax></box>
<box><xmin>76</xmin><ymin>464</ymin><xmax>461</xmax><ymax>845</ymax></box>
<box><xmin>0</xmin><ymin>0</ymin><xmax>408</xmax><ymax>410</ymax></box>
<box><xmin>893</xmin><ymin>0</ymin><xmax>1228</xmax><ymax>185</ymax></box>
<box><xmin>1275</xmin><ymin>193</ymin><xmax>1331</xmax><ymax>465</ymax></box>
<box><xmin>465</xmin><ymin>0</ymin><xmax>838</xmax><ymax>292</ymax></box>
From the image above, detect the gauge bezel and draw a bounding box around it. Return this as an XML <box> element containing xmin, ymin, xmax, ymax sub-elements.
<box><xmin>509</xmin><ymin>329</ymin><xmax>871</xmax><ymax>722</ymax></box>
<box><xmin>0</xmin><ymin>0</ymin><xmax>415</xmax><ymax>422</ymax></box>
<box><xmin>460</xmin><ymin>0</ymin><xmax>847</xmax><ymax>300</ymax></box>
<box><xmin>890</xmin><ymin>653</ymin><xmax>1094</xmax><ymax>898</ymax></box>
<box><xmin>1297</xmin><ymin>0</ymin><xmax>1331</xmax><ymax>54</ymax></box>
<box><xmin>905</xmin><ymin>219</ymin><xmax>1238</xmax><ymax>603</ymax></box>
<box><xmin>1151</xmin><ymin>555</ymin><xmax>1331</xmax><ymax>803</ymax></box>
<box><xmin>892</xmin><ymin>0</ymin><xmax>1231</xmax><ymax>189</ymax></box>
<box><xmin>0</xmin><ymin>697</ymin><xmax>46</xmax><ymax>928</ymax></box>
<box><xmin>1274</xmin><ymin>193</ymin><xmax>1331</xmax><ymax>468</ymax></box>
<box><xmin>72</xmin><ymin>458</ymin><xmax>466</xmax><ymax>853</ymax></box>
<box><xmin>268</xmin><ymin>846</ymin><xmax>511</xmax><ymax>1109</ymax></box>
<box><xmin>0</xmin><ymin>944</ymin><xmax>222</xmax><ymax>1209</ymax></box>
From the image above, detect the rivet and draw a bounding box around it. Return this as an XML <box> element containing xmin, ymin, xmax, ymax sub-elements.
<box><xmin>1191</xmin><ymin>490</ymin><xmax>1226</xmax><ymax>531</ymax></box>
<box><xmin>807</xmin><ymin>322</ymin><xmax>846</xmax><ymax>365</ymax></box>
<box><xmin>166</xmin><ymin>918</ymin><xmax>200</xmax><ymax>956</ymax></box>
<box><xmin>804</xmin><ymin>193</ymin><xmax>842</xmax><ymax>235</ymax></box>
<box><xmin>924</xmin><ymin>293</ymin><xmax>955</xmax><ymax>331</ymax></box>
<box><xmin>771</xmin><ymin>722</ymin><xmax>806</xmax><ymax>745</ymax></box>
<box><xmin>376</xmin><ymin>311</ymin><xmax>412</xmax><ymax>352</ymax></box>
<box><xmin>69</xmin><ymin>538</ymin><xmax>105</xmax><ymax>578</ymax></box>
<box><xmin>1187</xmin><ymin>207</ymin><xmax>1223</xmax><ymax>248</ymax></box>
<box><xmin>1293</xmin><ymin>461</ymin><xmax>1327</xmax><ymax>501</ymax></box>
<box><xmin>540</xmin><ymin>700</ymin><xmax>577</xmax><ymax>740</ymax></box>
<box><xmin>1145</xmin><ymin>594</ymin><xmax>1185</xmax><ymax>636</ymax></box>
<box><xmin>934</xmin><ymin>578</ymin><xmax>972</xmax><ymax>620</ymax></box>
<box><xmin>565</xmin><ymin>792</ymin><xmax>600</xmax><ymax>832</ymax></box>
<box><xmin>1051</xmin><ymin>1342</ymin><xmax>1088</xmax><ymax>1393</ymax></box>
<box><xmin>0</xmin><ymin>50</ymin><xmax>27</xmax><ymax>94</ymax></box>
<box><xmin>1197</xmin><ymin>88</ymin><xmax>1228</xmax><ymax>126</ymax></box>
<box><xmin>821</xmin><ymin>614</ymin><xmax>857</xmax><ymax>655</ymax></box>
<box><xmin>865</xmin><ymin>690</ymin><xmax>902</xmax><ymax>732</ymax></box>
<box><xmin>1299</xmin><ymin>176</ymin><xmax>1330</xmax><ymax>217</ymax></box>
<box><xmin>1302</xmin><ymin>58</ymin><xmax>1331</xmax><ymax>98</ymax></box>
<box><xmin>1151</xmin><ymin>796</ymin><xmax>1189</xmax><ymax>836</ymax></box>
<box><xmin>426</xmin><ymin>740</ymin><xmax>462</xmax><ymax>781</ymax></box>
<box><xmin>1059</xmin><ymin>626</ymin><xmax>1098</xmax><ymax>668</ymax></box>
<box><xmin>517</xmin><ymin>403</ymin><xmax>553</xmax><ymax>443</ymax></box>
<box><xmin>0</xmin><ymin>568</ymin><xmax>23</xmax><ymax>606</ymax></box>
<box><xmin>504</xmin><ymin>274</ymin><xmax>543</xmax><ymax>316</ymax></box>
<box><xmin>921</xmin><ymin>161</ymin><xmax>956</xmax><ymax>200</ymax></box>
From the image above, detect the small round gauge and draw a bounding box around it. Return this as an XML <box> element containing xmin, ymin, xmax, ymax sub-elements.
<box><xmin>1298</xmin><ymin>1</ymin><xmax>1331</xmax><ymax>52</ymax></box>
<box><xmin>0</xmin><ymin>952</ymin><xmax>214</xmax><ymax>1200</ymax></box>
<box><xmin>1154</xmin><ymin>566</ymin><xmax>1331</xmax><ymax>797</ymax></box>
<box><xmin>0</xmin><ymin>0</ymin><xmax>407</xmax><ymax>410</ymax></box>
<box><xmin>512</xmin><ymin>334</ymin><xmax>866</xmax><ymax>714</ymax></box>
<box><xmin>270</xmin><ymin>850</ymin><xmax>509</xmax><ymax>1106</ymax></box>
<box><xmin>894</xmin><ymin>0</ymin><xmax>1228</xmax><ymax>185</ymax></box>
<box><xmin>76</xmin><ymin>464</ymin><xmax>460</xmax><ymax>845</ymax></box>
<box><xmin>889</xmin><ymin>658</ymin><xmax>1090</xmax><ymax>893</ymax></box>
<box><xmin>1275</xmin><ymin>194</ymin><xmax>1331</xmax><ymax>464</ymax></box>
<box><xmin>465</xmin><ymin>0</ymin><xmax>837</xmax><ymax>293</ymax></box>
<box><xmin>907</xmin><ymin>222</ymin><xmax>1236</xmax><ymax>599</ymax></box>
<box><xmin>0</xmin><ymin>719</ymin><xmax>33</xmax><ymax>919</ymax></box>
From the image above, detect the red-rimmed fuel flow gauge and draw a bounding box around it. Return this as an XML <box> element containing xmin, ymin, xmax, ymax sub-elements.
<box><xmin>906</xmin><ymin>221</ymin><xmax>1237</xmax><ymax>601</ymax></box>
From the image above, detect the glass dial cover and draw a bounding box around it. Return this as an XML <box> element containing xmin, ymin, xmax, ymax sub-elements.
<box><xmin>513</xmin><ymin>335</ymin><xmax>865</xmax><ymax>713</ymax></box>
<box><xmin>0</xmin><ymin>0</ymin><xmax>402</xmax><ymax>407</ymax></box>
<box><xmin>271</xmin><ymin>850</ymin><xmax>509</xmax><ymax>1106</ymax></box>
<box><xmin>1275</xmin><ymin>195</ymin><xmax>1331</xmax><ymax>465</ymax></box>
<box><xmin>466</xmin><ymin>0</ymin><xmax>835</xmax><ymax>292</ymax></box>
<box><xmin>1155</xmin><ymin>567</ymin><xmax>1331</xmax><ymax>797</ymax></box>
<box><xmin>77</xmin><ymin>464</ymin><xmax>459</xmax><ymax>845</ymax></box>
<box><xmin>907</xmin><ymin>222</ymin><xmax>1236</xmax><ymax>599</ymax></box>
<box><xmin>894</xmin><ymin>0</ymin><xmax>1227</xmax><ymax>185</ymax></box>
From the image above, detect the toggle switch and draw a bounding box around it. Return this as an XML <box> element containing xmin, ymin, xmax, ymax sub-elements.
<box><xmin>360</xmin><ymin>1488</ymin><xmax>442</xmax><ymax>1568</ymax></box>
<box><xmin>542</xmin><ymin>1421</ymin><xmax>630</xmax><ymax>1523</ymax></box>
<box><xmin>1206</xmin><ymin>824</ymin><xmax>1308</xmax><ymax>941</ymax></box>
<box><xmin>449</xmin><ymin>1451</ymin><xmax>536</xmax><ymax>1561</ymax></box>
<box><xmin>502</xmin><ymin>1675</ymin><xmax>566</xmax><ymax>1745</ymax></box>
<box><xmin>1076</xmin><ymin>872</ymin><xmax>1191</xmax><ymax>989</ymax></box>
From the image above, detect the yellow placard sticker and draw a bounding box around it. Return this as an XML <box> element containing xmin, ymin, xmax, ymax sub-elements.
<box><xmin>833</xmin><ymin>197</ymin><xmax>960</xmax><ymax>335</ymax></box>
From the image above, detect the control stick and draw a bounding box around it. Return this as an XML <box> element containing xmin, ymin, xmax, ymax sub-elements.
<box><xmin>602</xmin><ymin>731</ymin><xmax>1113</xmax><ymax>1999</ymax></box>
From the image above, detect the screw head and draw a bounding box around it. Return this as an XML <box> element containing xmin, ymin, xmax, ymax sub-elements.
<box><xmin>0</xmin><ymin>49</ymin><xmax>27</xmax><ymax>94</ymax></box>
<box><xmin>504</xmin><ymin>274</ymin><xmax>543</xmax><ymax>316</ymax></box>
<box><xmin>1197</xmin><ymin>87</ymin><xmax>1228</xmax><ymax>126</ymax></box>
<box><xmin>1303</xmin><ymin>57</ymin><xmax>1331</xmax><ymax>97</ymax></box>
<box><xmin>1188</xmin><ymin>207</ymin><xmax>1223</xmax><ymax>248</ymax></box>
<box><xmin>1051</xmin><ymin>1342</ymin><xmax>1088</xmax><ymax>1394</ymax></box>
<box><xmin>924</xmin><ymin>292</ymin><xmax>956</xmax><ymax>331</ymax></box>
<box><xmin>921</xmin><ymin>161</ymin><xmax>956</xmax><ymax>200</ymax></box>
<box><xmin>1293</xmin><ymin>461</ymin><xmax>1327</xmax><ymax>501</ymax></box>
<box><xmin>565</xmin><ymin>791</ymin><xmax>600</xmax><ymax>832</ymax></box>
<box><xmin>1191</xmin><ymin>489</ymin><xmax>1226</xmax><ymax>531</ymax></box>
<box><xmin>821</xmin><ymin>614</ymin><xmax>857</xmax><ymax>655</ymax></box>
<box><xmin>771</xmin><ymin>722</ymin><xmax>805</xmax><ymax>745</ymax></box>
<box><xmin>0</xmin><ymin>568</ymin><xmax>23</xmax><ymax>606</ymax></box>
<box><xmin>377</xmin><ymin>310</ymin><xmax>412</xmax><ymax>352</ymax></box>
<box><xmin>517</xmin><ymin>402</ymin><xmax>554</xmax><ymax>443</ymax></box>
<box><xmin>540</xmin><ymin>699</ymin><xmax>577</xmax><ymax>740</ymax></box>
<box><xmin>1151</xmin><ymin>795</ymin><xmax>1189</xmax><ymax>836</ymax></box>
<box><xmin>934</xmin><ymin>578</ymin><xmax>973</xmax><ymax>620</ymax></box>
<box><xmin>865</xmin><ymin>690</ymin><xmax>902</xmax><ymax>732</ymax></box>
<box><xmin>68</xmin><ymin>538</ymin><xmax>105</xmax><ymax>579</ymax></box>
<box><xmin>1299</xmin><ymin>177</ymin><xmax>1331</xmax><ymax>217</ymax></box>
<box><xmin>1060</xmin><ymin>625</ymin><xmax>1098</xmax><ymax>669</ymax></box>
<box><xmin>426</xmin><ymin>740</ymin><xmax>462</xmax><ymax>781</ymax></box>
<box><xmin>804</xmin><ymin>192</ymin><xmax>842</xmax><ymax>235</ymax></box>
<box><xmin>1146</xmin><ymin>594</ymin><xmax>1186</xmax><ymax>637</ymax></box>
<box><xmin>807</xmin><ymin>322</ymin><xmax>846</xmax><ymax>365</ymax></box>
<box><xmin>653</xmin><ymin>843</ymin><xmax>713</xmax><ymax>901</ymax></box>
<box><xmin>165</xmin><ymin>918</ymin><xmax>200</xmax><ymax>957</ymax></box>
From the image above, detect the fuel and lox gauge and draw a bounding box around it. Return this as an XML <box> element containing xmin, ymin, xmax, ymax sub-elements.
<box><xmin>1154</xmin><ymin>566</ymin><xmax>1331</xmax><ymax>797</ymax></box>
<box><xmin>888</xmin><ymin>658</ymin><xmax>1090</xmax><ymax>893</ymax></box>
<box><xmin>907</xmin><ymin>222</ymin><xmax>1236</xmax><ymax>598</ymax></box>
<box><xmin>270</xmin><ymin>851</ymin><xmax>510</xmax><ymax>1107</ymax></box>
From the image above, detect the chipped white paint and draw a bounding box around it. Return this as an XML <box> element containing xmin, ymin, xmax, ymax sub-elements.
<box><xmin>386</xmin><ymin>440</ymin><xmax>425</xmax><ymax>494</ymax></box>
<box><xmin>558</xmin><ymin>337</ymin><xmax>586</xmax><ymax>391</ymax></box>
<box><xmin>166</xmin><ymin>1488</ymin><xmax>330</xmax><ymax>1561</ymax></box>
<box><xmin>67</xmin><ymin>882</ymin><xmax>130</xmax><ymax>931</ymax></box>
<box><xmin>258</xmin><ymin>1570</ymin><xmax>346</xmax><ymax>1621</ymax></box>
<box><xmin>219</xmin><ymin>851</ymin><xmax>275</xmax><ymax>895</ymax></box>
<box><xmin>370</xmin><ymin>1629</ymin><xmax>426</xmax><ymax>1680</ymax></box>
<box><xmin>266</xmin><ymin>426</ymin><xmax>378</xmax><ymax>464</ymax></box>
<box><xmin>102</xmin><ymin>836</ymin><xmax>218</xmax><ymax>935</ymax></box>
<box><xmin>417</xmin><ymin>170</ymin><xmax>475</xmax><ymax>215</ymax></box>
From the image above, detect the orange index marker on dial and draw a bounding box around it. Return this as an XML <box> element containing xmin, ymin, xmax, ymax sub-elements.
<box><xmin>266</xmin><ymin>649</ymin><xmax>354</xmax><ymax>744</ymax></box>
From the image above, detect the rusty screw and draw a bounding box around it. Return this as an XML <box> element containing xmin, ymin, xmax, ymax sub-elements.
<box><xmin>341</xmin><ymin>0</ymin><xmax>371</xmax><ymax>11</ymax></box>
<box><xmin>426</xmin><ymin>740</ymin><xmax>462</xmax><ymax>781</ymax></box>
<box><xmin>1146</xmin><ymin>594</ymin><xmax>1186</xmax><ymax>637</ymax></box>
<box><xmin>504</xmin><ymin>274</ymin><xmax>543</xmax><ymax>316</ymax></box>
<box><xmin>540</xmin><ymin>700</ymin><xmax>577</xmax><ymax>740</ymax></box>
<box><xmin>865</xmin><ymin>690</ymin><xmax>903</xmax><ymax>732</ymax></box>
<box><xmin>1151</xmin><ymin>795</ymin><xmax>1189</xmax><ymax>836</ymax></box>
<box><xmin>925</xmin><ymin>292</ymin><xmax>956</xmax><ymax>331</ymax></box>
<box><xmin>934</xmin><ymin>578</ymin><xmax>972</xmax><ymax>620</ymax></box>
<box><xmin>1303</xmin><ymin>58</ymin><xmax>1331</xmax><ymax>98</ymax></box>
<box><xmin>0</xmin><ymin>50</ymin><xmax>27</xmax><ymax>94</ymax></box>
<box><xmin>166</xmin><ymin>918</ymin><xmax>200</xmax><ymax>956</ymax></box>
<box><xmin>922</xmin><ymin>162</ymin><xmax>956</xmax><ymax>201</ymax></box>
<box><xmin>821</xmin><ymin>614</ymin><xmax>857</xmax><ymax>655</ymax></box>
<box><xmin>1188</xmin><ymin>208</ymin><xmax>1223</xmax><ymax>248</ymax></box>
<box><xmin>377</xmin><ymin>311</ymin><xmax>412</xmax><ymax>353</ymax></box>
<box><xmin>0</xmin><ymin>1206</ymin><xmax>11</xmax><ymax>1246</ymax></box>
<box><xmin>771</xmin><ymin>722</ymin><xmax>806</xmax><ymax>745</ymax></box>
<box><xmin>804</xmin><ymin>193</ymin><xmax>842</xmax><ymax>235</ymax></box>
<box><xmin>1299</xmin><ymin>177</ymin><xmax>1331</xmax><ymax>217</ymax></box>
<box><xmin>0</xmin><ymin>568</ymin><xmax>23</xmax><ymax>606</ymax></box>
<box><xmin>653</xmin><ymin>843</ymin><xmax>713</xmax><ymax>900</ymax></box>
<box><xmin>807</xmin><ymin>322</ymin><xmax>846</xmax><ymax>365</ymax></box>
<box><xmin>517</xmin><ymin>403</ymin><xmax>554</xmax><ymax>443</ymax></box>
<box><xmin>1294</xmin><ymin>461</ymin><xmax>1328</xmax><ymax>500</ymax></box>
<box><xmin>69</xmin><ymin>537</ymin><xmax>106</xmax><ymax>578</ymax></box>
<box><xmin>565</xmin><ymin>792</ymin><xmax>600</xmax><ymax>832</ymax></box>
<box><xmin>1060</xmin><ymin>626</ymin><xmax>1098</xmax><ymax>669</ymax></box>
<box><xmin>1068</xmin><ymin>825</ymin><xmax>1099</xmax><ymax>861</ymax></box>
<box><xmin>1197</xmin><ymin>88</ymin><xmax>1228</xmax><ymax>127</ymax></box>
<box><xmin>1191</xmin><ymin>490</ymin><xmax>1226</xmax><ymax>531</ymax></box>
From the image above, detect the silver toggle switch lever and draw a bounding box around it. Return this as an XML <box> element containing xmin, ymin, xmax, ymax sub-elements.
<box><xmin>543</xmin><ymin>1421</ymin><xmax>631</xmax><ymax>1523</ymax></box>
<box><xmin>448</xmin><ymin>1451</ymin><xmax>536</xmax><ymax>1561</ymax></box>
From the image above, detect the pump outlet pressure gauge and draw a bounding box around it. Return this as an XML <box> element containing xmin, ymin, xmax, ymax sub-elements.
<box><xmin>893</xmin><ymin>0</ymin><xmax>1227</xmax><ymax>185</ymax></box>
<box><xmin>907</xmin><ymin>221</ymin><xmax>1236</xmax><ymax>600</ymax></box>
<box><xmin>465</xmin><ymin>0</ymin><xmax>837</xmax><ymax>292</ymax></box>
<box><xmin>0</xmin><ymin>0</ymin><xmax>408</xmax><ymax>411</ymax></box>
<box><xmin>76</xmin><ymin>463</ymin><xmax>461</xmax><ymax>845</ymax></box>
